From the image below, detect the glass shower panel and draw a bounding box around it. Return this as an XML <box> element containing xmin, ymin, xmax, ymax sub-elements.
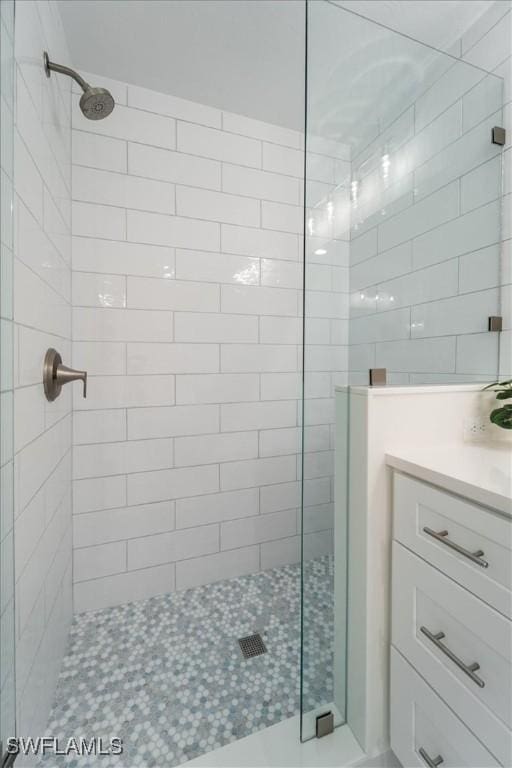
<box><xmin>301</xmin><ymin>0</ymin><xmax>504</xmax><ymax>739</ymax></box>
<box><xmin>0</xmin><ymin>0</ymin><xmax>16</xmax><ymax>759</ymax></box>
<box><xmin>348</xmin><ymin>55</ymin><xmax>504</xmax><ymax>386</ymax></box>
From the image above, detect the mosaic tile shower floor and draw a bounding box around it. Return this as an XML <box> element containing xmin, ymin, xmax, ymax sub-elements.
<box><xmin>41</xmin><ymin>556</ymin><xmax>334</xmax><ymax>767</ymax></box>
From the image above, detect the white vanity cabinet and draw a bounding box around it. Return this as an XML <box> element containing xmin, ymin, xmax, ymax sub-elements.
<box><xmin>390</xmin><ymin>472</ymin><xmax>512</xmax><ymax>768</ymax></box>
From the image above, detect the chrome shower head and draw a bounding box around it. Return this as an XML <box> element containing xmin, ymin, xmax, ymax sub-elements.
<box><xmin>44</xmin><ymin>51</ymin><xmax>115</xmax><ymax>121</ymax></box>
<box><xmin>79</xmin><ymin>87</ymin><xmax>115</xmax><ymax>120</ymax></box>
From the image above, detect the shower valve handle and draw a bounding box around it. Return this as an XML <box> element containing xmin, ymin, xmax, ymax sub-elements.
<box><xmin>43</xmin><ymin>348</ymin><xmax>87</xmax><ymax>401</ymax></box>
<box><xmin>55</xmin><ymin>363</ymin><xmax>87</xmax><ymax>397</ymax></box>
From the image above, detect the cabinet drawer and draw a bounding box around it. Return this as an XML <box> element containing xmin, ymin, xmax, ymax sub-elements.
<box><xmin>392</xmin><ymin>542</ymin><xmax>512</xmax><ymax>767</ymax></box>
<box><xmin>391</xmin><ymin>648</ymin><xmax>501</xmax><ymax>768</ymax></box>
<box><xmin>393</xmin><ymin>473</ymin><xmax>512</xmax><ymax>618</ymax></box>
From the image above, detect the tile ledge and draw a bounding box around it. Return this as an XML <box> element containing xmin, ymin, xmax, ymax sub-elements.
<box><xmin>335</xmin><ymin>383</ymin><xmax>486</xmax><ymax>396</ymax></box>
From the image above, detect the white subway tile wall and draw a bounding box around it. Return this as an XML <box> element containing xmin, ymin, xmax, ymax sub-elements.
<box><xmin>349</xmin><ymin>6</ymin><xmax>510</xmax><ymax>384</ymax></box>
<box><xmin>12</xmin><ymin>0</ymin><xmax>73</xmax><ymax>742</ymax></box>
<box><xmin>71</xmin><ymin>77</ymin><xmax>349</xmax><ymax>611</ymax></box>
<box><xmin>479</xmin><ymin>4</ymin><xmax>512</xmax><ymax>378</ymax></box>
<box><xmin>0</xmin><ymin>0</ymin><xmax>15</xmax><ymax>745</ymax></box>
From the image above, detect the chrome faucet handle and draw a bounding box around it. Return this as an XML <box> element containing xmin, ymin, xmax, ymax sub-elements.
<box><xmin>43</xmin><ymin>348</ymin><xmax>87</xmax><ymax>401</ymax></box>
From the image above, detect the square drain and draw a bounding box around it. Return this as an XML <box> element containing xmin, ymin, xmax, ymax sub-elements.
<box><xmin>238</xmin><ymin>633</ymin><xmax>267</xmax><ymax>659</ymax></box>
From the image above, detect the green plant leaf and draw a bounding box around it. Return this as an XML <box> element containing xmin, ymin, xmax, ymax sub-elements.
<box><xmin>490</xmin><ymin>407</ymin><xmax>512</xmax><ymax>429</ymax></box>
<box><xmin>483</xmin><ymin>379</ymin><xmax>512</xmax><ymax>392</ymax></box>
<box><xmin>496</xmin><ymin>391</ymin><xmax>512</xmax><ymax>400</ymax></box>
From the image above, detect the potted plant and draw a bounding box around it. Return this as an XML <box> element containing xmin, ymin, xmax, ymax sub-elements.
<box><xmin>483</xmin><ymin>379</ymin><xmax>512</xmax><ymax>429</ymax></box>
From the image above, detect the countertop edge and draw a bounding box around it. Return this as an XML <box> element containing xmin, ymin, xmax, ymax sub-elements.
<box><xmin>386</xmin><ymin>452</ymin><xmax>512</xmax><ymax>518</ymax></box>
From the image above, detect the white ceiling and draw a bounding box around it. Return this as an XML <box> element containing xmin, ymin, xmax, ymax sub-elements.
<box><xmin>56</xmin><ymin>0</ymin><xmax>305</xmax><ymax>130</ymax></box>
<box><xmin>56</xmin><ymin>0</ymin><xmax>496</xmax><ymax>132</ymax></box>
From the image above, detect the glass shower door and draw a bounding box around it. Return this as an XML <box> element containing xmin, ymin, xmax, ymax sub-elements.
<box><xmin>301</xmin><ymin>0</ymin><xmax>505</xmax><ymax>742</ymax></box>
<box><xmin>300</xmin><ymin>0</ymin><xmax>353</xmax><ymax>739</ymax></box>
<box><xmin>0</xmin><ymin>0</ymin><xmax>16</xmax><ymax>760</ymax></box>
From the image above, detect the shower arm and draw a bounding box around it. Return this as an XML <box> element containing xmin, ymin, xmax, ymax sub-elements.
<box><xmin>43</xmin><ymin>52</ymin><xmax>90</xmax><ymax>93</ymax></box>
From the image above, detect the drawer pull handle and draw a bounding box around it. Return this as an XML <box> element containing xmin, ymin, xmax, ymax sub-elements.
<box><xmin>419</xmin><ymin>748</ymin><xmax>444</xmax><ymax>767</ymax></box>
<box><xmin>423</xmin><ymin>527</ymin><xmax>489</xmax><ymax>568</ymax></box>
<box><xmin>420</xmin><ymin>626</ymin><xmax>485</xmax><ymax>688</ymax></box>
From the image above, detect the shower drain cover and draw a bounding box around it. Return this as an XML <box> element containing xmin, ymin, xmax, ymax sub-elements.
<box><xmin>238</xmin><ymin>633</ymin><xmax>267</xmax><ymax>659</ymax></box>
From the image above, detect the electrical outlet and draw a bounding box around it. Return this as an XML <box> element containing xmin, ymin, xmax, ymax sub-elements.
<box><xmin>463</xmin><ymin>416</ymin><xmax>489</xmax><ymax>442</ymax></box>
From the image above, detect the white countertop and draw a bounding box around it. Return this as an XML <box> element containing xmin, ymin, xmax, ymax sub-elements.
<box><xmin>386</xmin><ymin>443</ymin><xmax>512</xmax><ymax>517</ymax></box>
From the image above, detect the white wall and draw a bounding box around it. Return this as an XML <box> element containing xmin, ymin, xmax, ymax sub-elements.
<box><xmin>302</xmin><ymin>141</ymin><xmax>351</xmax><ymax>560</ymax></box>
<box><xmin>348</xmin><ymin>1</ymin><xmax>511</xmax><ymax>385</ymax></box>
<box><xmin>12</xmin><ymin>0</ymin><xmax>73</xmax><ymax>745</ymax></box>
<box><xmin>0</xmin><ymin>0</ymin><xmax>16</xmax><ymax>747</ymax></box>
<box><xmin>70</xmin><ymin>75</ymin><xmax>347</xmax><ymax>611</ymax></box>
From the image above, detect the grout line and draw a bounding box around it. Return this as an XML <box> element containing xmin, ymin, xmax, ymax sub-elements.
<box><xmin>462</xmin><ymin>8</ymin><xmax>512</xmax><ymax>58</ymax></box>
<box><xmin>351</xmin><ymin>194</ymin><xmax>502</xmax><ymax>266</ymax></box>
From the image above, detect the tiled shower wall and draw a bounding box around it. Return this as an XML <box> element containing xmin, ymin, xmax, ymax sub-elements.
<box><xmin>0</xmin><ymin>0</ymin><xmax>15</xmax><ymax>747</ymax></box>
<box><xmin>487</xmin><ymin>2</ymin><xmax>512</xmax><ymax>378</ymax></box>
<box><xmin>349</xmin><ymin>2</ymin><xmax>511</xmax><ymax>385</ymax></box>
<box><xmin>12</xmin><ymin>0</ymin><xmax>73</xmax><ymax>743</ymax></box>
<box><xmin>70</xmin><ymin>76</ymin><xmax>348</xmax><ymax>612</ymax></box>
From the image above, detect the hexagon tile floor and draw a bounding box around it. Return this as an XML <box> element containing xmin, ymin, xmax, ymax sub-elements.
<box><xmin>40</xmin><ymin>555</ymin><xmax>334</xmax><ymax>767</ymax></box>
